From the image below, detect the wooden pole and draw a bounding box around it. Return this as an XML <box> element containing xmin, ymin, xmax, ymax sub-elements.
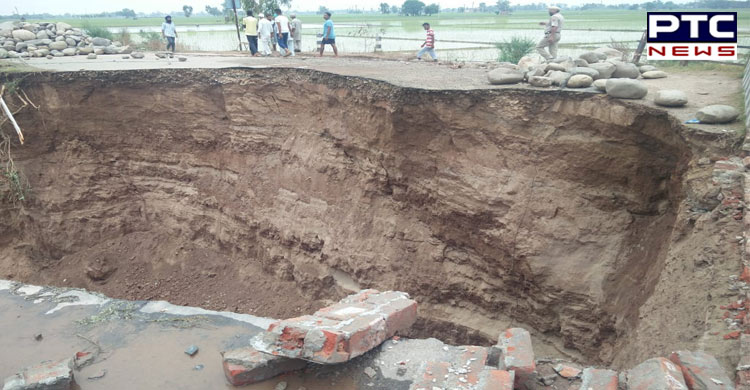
<box><xmin>632</xmin><ymin>28</ymin><xmax>647</xmax><ymax>64</ymax></box>
<box><xmin>231</xmin><ymin>0</ymin><xmax>243</xmax><ymax>51</ymax></box>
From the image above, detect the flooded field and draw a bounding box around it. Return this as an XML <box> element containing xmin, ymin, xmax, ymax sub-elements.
<box><xmin>93</xmin><ymin>10</ymin><xmax>750</xmax><ymax>62</ymax></box>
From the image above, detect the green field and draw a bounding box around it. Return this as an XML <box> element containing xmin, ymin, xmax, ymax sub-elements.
<box><xmin>4</xmin><ymin>9</ymin><xmax>749</xmax><ymax>33</ymax></box>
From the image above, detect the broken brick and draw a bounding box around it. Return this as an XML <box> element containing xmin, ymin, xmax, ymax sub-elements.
<box><xmin>253</xmin><ymin>290</ymin><xmax>417</xmax><ymax>364</ymax></box>
<box><xmin>497</xmin><ymin>328</ymin><xmax>536</xmax><ymax>385</ymax></box>
<box><xmin>3</xmin><ymin>358</ymin><xmax>74</xmax><ymax>390</ymax></box>
<box><xmin>477</xmin><ymin>369</ymin><xmax>514</xmax><ymax>390</ymax></box>
<box><xmin>669</xmin><ymin>351</ymin><xmax>732</xmax><ymax>390</ymax></box>
<box><xmin>409</xmin><ymin>361</ymin><xmax>450</xmax><ymax>390</ymax></box>
<box><xmin>742</xmin><ymin>266</ymin><xmax>750</xmax><ymax>283</ymax></box>
<box><xmin>579</xmin><ymin>368</ymin><xmax>618</xmax><ymax>390</ymax></box>
<box><xmin>554</xmin><ymin>363</ymin><xmax>582</xmax><ymax>378</ymax></box>
<box><xmin>724</xmin><ymin>331</ymin><xmax>741</xmax><ymax>340</ymax></box>
<box><xmin>626</xmin><ymin>357</ymin><xmax>687</xmax><ymax>390</ymax></box>
<box><xmin>221</xmin><ymin>347</ymin><xmax>306</xmax><ymax>386</ymax></box>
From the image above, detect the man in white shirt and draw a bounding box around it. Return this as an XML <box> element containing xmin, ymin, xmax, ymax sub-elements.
<box><xmin>161</xmin><ymin>15</ymin><xmax>178</xmax><ymax>54</ymax></box>
<box><xmin>257</xmin><ymin>13</ymin><xmax>273</xmax><ymax>56</ymax></box>
<box><xmin>274</xmin><ymin>8</ymin><xmax>292</xmax><ymax>57</ymax></box>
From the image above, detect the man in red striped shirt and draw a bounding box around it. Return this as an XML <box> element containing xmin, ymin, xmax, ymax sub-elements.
<box><xmin>417</xmin><ymin>22</ymin><xmax>437</xmax><ymax>61</ymax></box>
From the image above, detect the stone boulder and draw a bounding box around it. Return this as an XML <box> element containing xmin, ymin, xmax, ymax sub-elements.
<box><xmin>52</xmin><ymin>51</ymin><xmax>64</xmax><ymax>57</ymax></box>
<box><xmin>567</xmin><ymin>74</ymin><xmax>593</xmax><ymax>88</ymax></box>
<box><xmin>103</xmin><ymin>45</ymin><xmax>118</xmax><ymax>54</ymax></box>
<box><xmin>15</xmin><ymin>42</ymin><xmax>27</xmax><ymax>52</ymax></box>
<box><xmin>594</xmin><ymin>47</ymin><xmax>624</xmax><ymax>61</ymax></box>
<box><xmin>35</xmin><ymin>30</ymin><xmax>48</xmax><ymax>39</ymax></box>
<box><xmin>65</xmin><ymin>37</ymin><xmax>76</xmax><ymax>47</ymax></box>
<box><xmin>574</xmin><ymin>58</ymin><xmax>589</xmax><ymax>67</ymax></box>
<box><xmin>11</xmin><ymin>29</ymin><xmax>36</xmax><ymax>41</ymax></box>
<box><xmin>517</xmin><ymin>56</ymin><xmax>539</xmax><ymax>73</ymax></box>
<box><xmin>593</xmin><ymin>79</ymin><xmax>607</xmax><ymax>92</ymax></box>
<box><xmin>569</xmin><ymin>67</ymin><xmax>599</xmax><ymax>79</ymax></box>
<box><xmin>544</xmin><ymin>63</ymin><xmax>566</xmax><ymax>72</ymax></box>
<box><xmin>56</xmin><ymin>22</ymin><xmax>72</xmax><ymax>32</ymax></box>
<box><xmin>609</xmin><ymin>61</ymin><xmax>640</xmax><ymax>79</ymax></box>
<box><xmin>48</xmin><ymin>41</ymin><xmax>67</xmax><ymax>51</ymax></box>
<box><xmin>696</xmin><ymin>105</ymin><xmax>740</xmax><ymax>124</ymax></box>
<box><xmin>0</xmin><ymin>48</ymin><xmax>7</xmax><ymax>59</ymax></box>
<box><xmin>487</xmin><ymin>68</ymin><xmax>525</xmax><ymax>85</ymax></box>
<box><xmin>77</xmin><ymin>46</ymin><xmax>93</xmax><ymax>55</ymax></box>
<box><xmin>91</xmin><ymin>37</ymin><xmax>111</xmax><ymax>47</ymax></box>
<box><xmin>525</xmin><ymin>66</ymin><xmax>546</xmax><ymax>81</ymax></box>
<box><xmin>579</xmin><ymin>51</ymin><xmax>606</xmax><ymax>63</ymax></box>
<box><xmin>528</xmin><ymin>76</ymin><xmax>552</xmax><ymax>87</ymax></box>
<box><xmin>546</xmin><ymin>70</ymin><xmax>571</xmax><ymax>86</ymax></box>
<box><xmin>605</xmin><ymin>78</ymin><xmax>648</xmax><ymax>99</ymax></box>
<box><xmin>131</xmin><ymin>52</ymin><xmax>145</xmax><ymax>59</ymax></box>
<box><xmin>588</xmin><ymin>62</ymin><xmax>616</xmax><ymax>79</ymax></box>
<box><xmin>87</xmin><ymin>53</ymin><xmax>97</xmax><ymax>59</ymax></box>
<box><xmin>654</xmin><ymin>90</ymin><xmax>687</xmax><ymax>107</ymax></box>
<box><xmin>639</xmin><ymin>65</ymin><xmax>658</xmax><ymax>73</ymax></box>
<box><xmin>62</xmin><ymin>47</ymin><xmax>76</xmax><ymax>56</ymax></box>
<box><xmin>641</xmin><ymin>70</ymin><xmax>667</xmax><ymax>79</ymax></box>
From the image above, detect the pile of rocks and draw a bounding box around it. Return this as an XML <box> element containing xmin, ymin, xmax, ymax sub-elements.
<box><xmin>0</xmin><ymin>21</ymin><xmax>132</xmax><ymax>59</ymax></box>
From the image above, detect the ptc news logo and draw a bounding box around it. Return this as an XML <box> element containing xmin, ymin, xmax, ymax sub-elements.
<box><xmin>647</xmin><ymin>12</ymin><xmax>737</xmax><ymax>60</ymax></box>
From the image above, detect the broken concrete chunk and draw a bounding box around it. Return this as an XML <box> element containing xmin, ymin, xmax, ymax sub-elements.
<box><xmin>221</xmin><ymin>347</ymin><xmax>306</xmax><ymax>386</ymax></box>
<box><xmin>668</xmin><ymin>350</ymin><xmax>732</xmax><ymax>390</ymax></box>
<box><xmin>3</xmin><ymin>358</ymin><xmax>74</xmax><ymax>390</ymax></box>
<box><xmin>497</xmin><ymin>328</ymin><xmax>535</xmax><ymax>383</ymax></box>
<box><xmin>626</xmin><ymin>357</ymin><xmax>687</xmax><ymax>390</ymax></box>
<box><xmin>253</xmin><ymin>289</ymin><xmax>417</xmax><ymax>364</ymax></box>
<box><xmin>579</xmin><ymin>368</ymin><xmax>618</xmax><ymax>390</ymax></box>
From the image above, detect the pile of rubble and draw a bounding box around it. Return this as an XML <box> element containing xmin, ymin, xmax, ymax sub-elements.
<box><xmin>0</xmin><ymin>21</ymin><xmax>132</xmax><ymax>59</ymax></box>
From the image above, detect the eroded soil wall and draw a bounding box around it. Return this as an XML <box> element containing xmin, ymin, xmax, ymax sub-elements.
<box><xmin>0</xmin><ymin>68</ymin><xmax>693</xmax><ymax>364</ymax></box>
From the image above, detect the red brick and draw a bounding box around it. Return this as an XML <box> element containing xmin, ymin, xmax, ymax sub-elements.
<box><xmin>338</xmin><ymin>313</ymin><xmax>387</xmax><ymax>359</ymax></box>
<box><xmin>3</xmin><ymin>358</ymin><xmax>74</xmax><ymax>390</ymax></box>
<box><xmin>554</xmin><ymin>364</ymin><xmax>582</xmax><ymax>378</ymax></box>
<box><xmin>379</xmin><ymin>297</ymin><xmax>418</xmax><ymax>337</ymax></box>
<box><xmin>741</xmin><ymin>266</ymin><xmax>750</xmax><ymax>283</ymax></box>
<box><xmin>669</xmin><ymin>351</ymin><xmax>732</xmax><ymax>390</ymax></box>
<box><xmin>497</xmin><ymin>328</ymin><xmax>536</xmax><ymax>385</ymax></box>
<box><xmin>222</xmin><ymin>347</ymin><xmax>306</xmax><ymax>386</ymax></box>
<box><xmin>724</xmin><ymin>331</ymin><xmax>741</xmax><ymax>340</ymax></box>
<box><xmin>579</xmin><ymin>368</ymin><xmax>618</xmax><ymax>390</ymax></box>
<box><xmin>478</xmin><ymin>370</ymin><xmax>514</xmax><ymax>390</ymax></box>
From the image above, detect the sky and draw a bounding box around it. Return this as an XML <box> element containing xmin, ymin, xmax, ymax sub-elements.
<box><xmin>1</xmin><ymin>0</ymin><xmax>669</xmax><ymax>15</ymax></box>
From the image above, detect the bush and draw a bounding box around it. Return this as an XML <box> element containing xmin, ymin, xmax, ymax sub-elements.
<box><xmin>495</xmin><ymin>36</ymin><xmax>536</xmax><ymax>64</ymax></box>
<box><xmin>137</xmin><ymin>30</ymin><xmax>162</xmax><ymax>50</ymax></box>
<box><xmin>82</xmin><ymin>20</ymin><xmax>114</xmax><ymax>40</ymax></box>
<box><xmin>116</xmin><ymin>28</ymin><xmax>132</xmax><ymax>46</ymax></box>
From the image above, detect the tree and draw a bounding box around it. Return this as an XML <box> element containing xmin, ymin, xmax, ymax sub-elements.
<box><xmin>479</xmin><ymin>2</ymin><xmax>487</xmax><ymax>12</ymax></box>
<box><xmin>380</xmin><ymin>2</ymin><xmax>391</xmax><ymax>13</ymax></box>
<box><xmin>120</xmin><ymin>8</ymin><xmax>136</xmax><ymax>18</ymax></box>
<box><xmin>183</xmin><ymin>5</ymin><xmax>194</xmax><ymax>17</ymax></box>
<box><xmin>496</xmin><ymin>0</ymin><xmax>510</xmax><ymax>12</ymax></box>
<box><xmin>391</xmin><ymin>5</ymin><xmax>400</xmax><ymax>13</ymax></box>
<box><xmin>318</xmin><ymin>5</ymin><xmax>330</xmax><ymax>13</ymax></box>
<box><xmin>205</xmin><ymin>5</ymin><xmax>223</xmax><ymax>16</ymax></box>
<box><xmin>401</xmin><ymin>0</ymin><xmax>425</xmax><ymax>15</ymax></box>
<box><xmin>424</xmin><ymin>3</ymin><xmax>439</xmax><ymax>14</ymax></box>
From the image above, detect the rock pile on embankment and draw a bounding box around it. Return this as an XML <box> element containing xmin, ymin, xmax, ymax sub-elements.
<box><xmin>0</xmin><ymin>21</ymin><xmax>132</xmax><ymax>59</ymax></box>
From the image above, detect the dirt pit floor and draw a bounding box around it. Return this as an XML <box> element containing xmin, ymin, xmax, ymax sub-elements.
<box><xmin>0</xmin><ymin>63</ymin><xmax>746</xmax><ymax>372</ymax></box>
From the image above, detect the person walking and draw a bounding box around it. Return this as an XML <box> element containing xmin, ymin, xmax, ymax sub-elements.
<box><xmin>536</xmin><ymin>6</ymin><xmax>564</xmax><ymax>61</ymax></box>
<box><xmin>319</xmin><ymin>11</ymin><xmax>337</xmax><ymax>57</ymax></box>
<box><xmin>161</xmin><ymin>15</ymin><xmax>178</xmax><ymax>54</ymax></box>
<box><xmin>258</xmin><ymin>13</ymin><xmax>273</xmax><ymax>56</ymax></box>
<box><xmin>290</xmin><ymin>14</ymin><xmax>302</xmax><ymax>53</ymax></box>
<box><xmin>275</xmin><ymin>9</ymin><xmax>292</xmax><ymax>57</ymax></box>
<box><xmin>243</xmin><ymin>10</ymin><xmax>259</xmax><ymax>56</ymax></box>
<box><xmin>417</xmin><ymin>22</ymin><xmax>437</xmax><ymax>61</ymax></box>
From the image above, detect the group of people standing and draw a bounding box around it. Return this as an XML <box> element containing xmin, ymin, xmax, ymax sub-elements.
<box><xmin>160</xmin><ymin>6</ymin><xmax>563</xmax><ymax>62</ymax></box>
<box><xmin>241</xmin><ymin>10</ymin><xmax>338</xmax><ymax>57</ymax></box>
<box><xmin>242</xmin><ymin>9</ymin><xmax>301</xmax><ymax>57</ymax></box>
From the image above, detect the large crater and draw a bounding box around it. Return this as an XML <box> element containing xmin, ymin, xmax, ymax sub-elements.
<box><xmin>0</xmin><ymin>68</ymin><xmax>694</xmax><ymax>366</ymax></box>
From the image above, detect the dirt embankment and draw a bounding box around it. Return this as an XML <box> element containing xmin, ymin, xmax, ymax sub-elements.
<box><xmin>0</xmin><ymin>68</ymin><xmax>740</xmax><ymax>368</ymax></box>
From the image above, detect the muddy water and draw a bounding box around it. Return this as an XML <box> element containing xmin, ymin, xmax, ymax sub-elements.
<box><xmin>0</xmin><ymin>292</ymin><xmax>355</xmax><ymax>389</ymax></box>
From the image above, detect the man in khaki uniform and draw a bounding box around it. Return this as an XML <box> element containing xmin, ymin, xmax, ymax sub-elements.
<box><xmin>536</xmin><ymin>6</ymin><xmax>563</xmax><ymax>61</ymax></box>
<box><xmin>290</xmin><ymin>14</ymin><xmax>302</xmax><ymax>53</ymax></box>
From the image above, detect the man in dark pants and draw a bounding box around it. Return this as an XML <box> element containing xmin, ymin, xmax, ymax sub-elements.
<box><xmin>243</xmin><ymin>10</ymin><xmax>259</xmax><ymax>56</ymax></box>
<box><xmin>319</xmin><ymin>11</ymin><xmax>337</xmax><ymax>57</ymax></box>
<box><xmin>161</xmin><ymin>15</ymin><xmax>177</xmax><ymax>54</ymax></box>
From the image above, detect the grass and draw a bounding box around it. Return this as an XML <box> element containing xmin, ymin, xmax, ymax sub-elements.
<box><xmin>81</xmin><ymin>20</ymin><xmax>114</xmax><ymax>40</ymax></box>
<box><xmin>495</xmin><ymin>36</ymin><xmax>535</xmax><ymax>63</ymax></box>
